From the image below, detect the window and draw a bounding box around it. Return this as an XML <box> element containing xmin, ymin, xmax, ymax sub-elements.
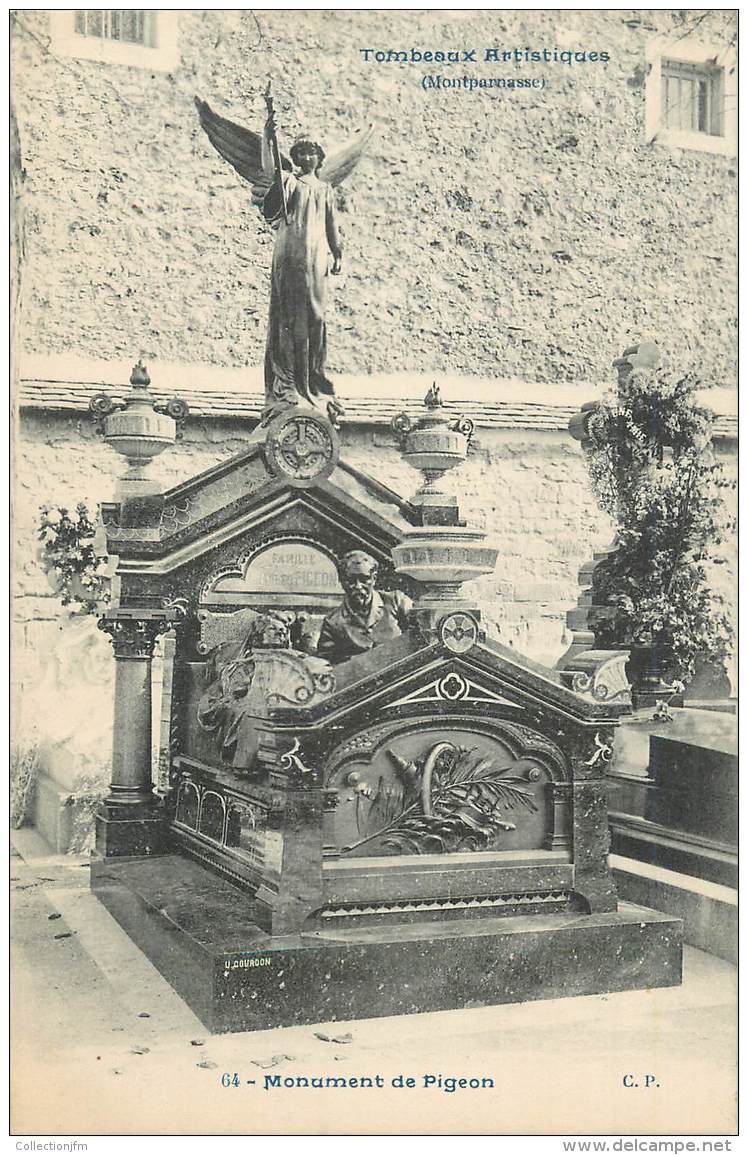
<box><xmin>48</xmin><ymin>11</ymin><xmax>179</xmax><ymax>72</ymax></box>
<box><xmin>660</xmin><ymin>59</ymin><xmax>723</xmax><ymax>136</ymax></box>
<box><xmin>645</xmin><ymin>39</ymin><xmax>736</xmax><ymax>156</ymax></box>
<box><xmin>73</xmin><ymin>11</ymin><xmax>156</xmax><ymax>47</ymax></box>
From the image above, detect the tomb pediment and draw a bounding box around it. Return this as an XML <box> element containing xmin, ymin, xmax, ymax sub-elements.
<box><xmin>271</xmin><ymin>632</ymin><xmax>629</xmax><ymax>732</ymax></box>
<box><xmin>101</xmin><ymin>412</ymin><xmax>420</xmax><ymax>620</ymax></box>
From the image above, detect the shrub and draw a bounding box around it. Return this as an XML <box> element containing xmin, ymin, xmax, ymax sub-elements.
<box><xmin>38</xmin><ymin>503</ymin><xmax>111</xmax><ymax>614</ymax></box>
<box><xmin>583</xmin><ymin>368</ymin><xmax>734</xmax><ymax>684</ymax></box>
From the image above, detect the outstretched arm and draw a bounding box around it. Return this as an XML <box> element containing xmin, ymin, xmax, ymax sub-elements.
<box><xmin>261</xmin><ymin>114</ymin><xmax>277</xmax><ymax>181</ymax></box>
<box><xmin>194</xmin><ymin>97</ymin><xmax>282</xmax><ymax>208</ymax></box>
<box><xmin>261</xmin><ymin>111</ymin><xmax>291</xmax><ymax>223</ymax></box>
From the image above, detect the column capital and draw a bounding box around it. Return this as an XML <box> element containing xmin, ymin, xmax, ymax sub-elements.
<box><xmin>98</xmin><ymin>614</ymin><xmax>171</xmax><ymax>659</ymax></box>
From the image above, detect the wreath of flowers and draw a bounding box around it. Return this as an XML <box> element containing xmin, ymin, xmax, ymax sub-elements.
<box><xmin>38</xmin><ymin>503</ymin><xmax>111</xmax><ymax>614</ymax></box>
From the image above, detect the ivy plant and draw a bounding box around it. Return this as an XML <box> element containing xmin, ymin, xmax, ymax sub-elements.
<box><xmin>38</xmin><ymin>503</ymin><xmax>111</xmax><ymax>614</ymax></box>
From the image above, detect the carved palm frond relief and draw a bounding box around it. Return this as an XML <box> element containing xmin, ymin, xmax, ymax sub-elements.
<box><xmin>343</xmin><ymin>742</ymin><xmax>539</xmax><ymax>856</ymax></box>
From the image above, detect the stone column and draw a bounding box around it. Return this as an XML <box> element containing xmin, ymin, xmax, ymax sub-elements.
<box><xmin>544</xmin><ymin>782</ymin><xmax>572</xmax><ymax>851</ymax></box>
<box><xmin>96</xmin><ymin>615</ymin><xmax>170</xmax><ymax>857</ymax></box>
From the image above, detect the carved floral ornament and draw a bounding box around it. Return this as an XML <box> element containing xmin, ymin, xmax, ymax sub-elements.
<box><xmin>582</xmin><ymin>730</ymin><xmax>614</xmax><ymax>767</ymax></box>
<box><xmin>265</xmin><ymin>663</ymin><xmax>335</xmax><ymax>708</ymax></box>
<box><xmin>319</xmin><ymin>714</ymin><xmax>575</xmax><ymax>860</ymax></box>
<box><xmin>325</xmin><ymin>718</ymin><xmax>570</xmax><ymax>787</ymax></box>
<box><xmin>278</xmin><ymin>737</ymin><xmax>314</xmax><ymax>777</ymax></box>
<box><xmin>565</xmin><ymin>654</ymin><xmax>631</xmax><ymax>703</ymax></box>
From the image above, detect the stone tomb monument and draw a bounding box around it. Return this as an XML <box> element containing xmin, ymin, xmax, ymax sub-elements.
<box><xmin>90</xmin><ymin>379</ymin><xmax>681</xmax><ymax>1032</ymax></box>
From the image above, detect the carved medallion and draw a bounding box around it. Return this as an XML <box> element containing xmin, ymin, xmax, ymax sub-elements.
<box><xmin>438</xmin><ymin>672</ymin><xmax>470</xmax><ymax>701</ymax></box>
<box><xmin>265</xmin><ymin>412</ymin><xmax>339</xmax><ymax>485</ymax></box>
<box><xmin>440</xmin><ymin>611</ymin><xmax>479</xmax><ymax>654</ymax></box>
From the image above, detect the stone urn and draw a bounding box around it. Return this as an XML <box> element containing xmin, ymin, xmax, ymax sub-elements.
<box><xmin>391</xmin><ymin>385</ymin><xmax>498</xmax><ymax>629</ymax></box>
<box><xmin>391</xmin><ymin>382</ymin><xmax>475</xmax><ymax>522</ymax></box>
<box><xmin>392</xmin><ymin>531</ymin><xmax>499</xmax><ymax>605</ymax></box>
<box><xmin>625</xmin><ymin>641</ymin><xmax>681</xmax><ymax>710</ymax></box>
<box><xmin>90</xmin><ymin>361</ymin><xmax>189</xmax><ymax>498</ymax></box>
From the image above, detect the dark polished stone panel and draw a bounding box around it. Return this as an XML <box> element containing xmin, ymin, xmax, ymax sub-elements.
<box><xmin>648</xmin><ymin>736</ymin><xmax>737</xmax><ymax>842</ymax></box>
<box><xmin>608</xmin><ymin>716</ymin><xmax>738</xmax><ymax>888</ymax></box>
<box><xmin>95</xmin><ymin>801</ymin><xmax>166</xmax><ymax>858</ymax></box>
<box><xmin>199</xmin><ymin>791</ymin><xmax>226</xmax><ymax>842</ymax></box>
<box><xmin>175</xmin><ymin>780</ymin><xmax>199</xmax><ymax>829</ymax></box>
<box><xmin>92</xmin><ymin>855</ymin><xmax>682</xmax><ymax>1035</ymax></box>
<box><xmin>225</xmin><ymin>799</ymin><xmax>267</xmax><ymax>868</ymax></box>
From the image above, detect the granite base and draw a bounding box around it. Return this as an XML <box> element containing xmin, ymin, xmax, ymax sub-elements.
<box><xmin>95</xmin><ymin>799</ymin><xmax>166</xmax><ymax>858</ymax></box>
<box><xmin>91</xmin><ymin>855</ymin><xmax>683</xmax><ymax>1034</ymax></box>
<box><xmin>608</xmin><ymin>708</ymin><xmax>737</xmax><ymax>888</ymax></box>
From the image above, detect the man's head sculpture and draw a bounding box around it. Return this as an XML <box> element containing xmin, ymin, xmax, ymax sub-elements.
<box><xmin>612</xmin><ymin>341</ymin><xmax>661</xmax><ymax>387</ymax></box>
<box><xmin>338</xmin><ymin>550</ymin><xmax>379</xmax><ymax>616</ymax></box>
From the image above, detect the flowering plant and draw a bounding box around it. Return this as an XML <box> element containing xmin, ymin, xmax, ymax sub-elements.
<box><xmin>583</xmin><ymin>369</ymin><xmax>734</xmax><ymax>685</ymax></box>
<box><xmin>38</xmin><ymin>503</ymin><xmax>111</xmax><ymax>614</ymax></box>
<box><xmin>585</xmin><ymin>369</ymin><xmax>713</xmax><ymax>520</ymax></box>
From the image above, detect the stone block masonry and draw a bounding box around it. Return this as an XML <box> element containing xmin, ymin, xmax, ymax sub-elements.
<box><xmin>10</xmin><ymin>9</ymin><xmax>737</xmax><ymax>390</ymax></box>
<box><xmin>14</xmin><ymin>410</ymin><xmax>615</xmax><ymax>668</ymax></box>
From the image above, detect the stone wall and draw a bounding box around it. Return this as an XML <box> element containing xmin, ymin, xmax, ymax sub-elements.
<box><xmin>13</xmin><ymin>409</ymin><xmax>616</xmax><ymax>675</ymax></box>
<box><xmin>11</xmin><ymin>9</ymin><xmax>737</xmax><ymax>388</ymax></box>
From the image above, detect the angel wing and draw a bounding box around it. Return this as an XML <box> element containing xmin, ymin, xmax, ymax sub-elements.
<box><xmin>194</xmin><ymin>96</ymin><xmax>291</xmax><ymax>207</ymax></box>
<box><xmin>318</xmin><ymin>125</ymin><xmax>375</xmax><ymax>187</ymax></box>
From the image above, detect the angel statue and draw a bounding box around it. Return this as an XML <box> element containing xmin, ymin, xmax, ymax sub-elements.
<box><xmin>195</xmin><ymin>88</ymin><xmax>372</xmax><ymax>424</ymax></box>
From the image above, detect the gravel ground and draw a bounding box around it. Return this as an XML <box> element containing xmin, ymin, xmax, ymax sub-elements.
<box><xmin>10</xmin><ymin>832</ymin><xmax>737</xmax><ymax>1136</ymax></box>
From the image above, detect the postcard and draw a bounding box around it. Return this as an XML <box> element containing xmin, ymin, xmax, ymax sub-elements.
<box><xmin>10</xmin><ymin>8</ymin><xmax>737</xmax><ymax>1140</ymax></box>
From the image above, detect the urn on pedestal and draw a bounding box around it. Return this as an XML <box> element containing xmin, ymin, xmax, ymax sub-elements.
<box><xmin>89</xmin><ymin>360</ymin><xmax>189</xmax><ymax>500</ymax></box>
<box><xmin>391</xmin><ymin>385</ymin><xmax>498</xmax><ymax>635</ymax></box>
